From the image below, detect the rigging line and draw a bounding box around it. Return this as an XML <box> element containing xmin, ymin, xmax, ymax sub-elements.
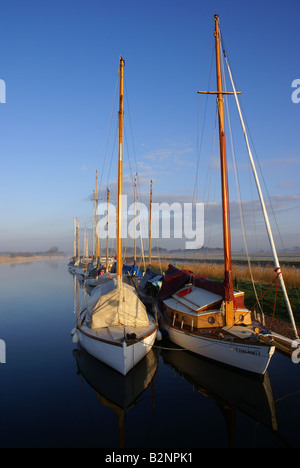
<box><xmin>203</xmin><ymin>109</ymin><xmax>218</xmax><ymax>252</ymax></box>
<box><xmin>275</xmin><ymin>389</ymin><xmax>300</xmax><ymax>403</ymax></box>
<box><xmin>237</xmin><ymin>95</ymin><xmax>286</xmax><ymax>254</ymax></box>
<box><xmin>124</xmin><ymin>126</ymin><xmax>135</xmax><ymax>189</ymax></box>
<box><xmin>224</xmin><ymin>53</ymin><xmax>299</xmax><ymax>339</ymax></box>
<box><xmin>99</xmin><ymin>68</ymin><xmax>119</xmax><ymax>197</ymax></box>
<box><xmin>194</xmin><ymin>91</ymin><xmax>208</xmax><ymax>203</ymax></box>
<box><xmin>124</xmin><ymin>78</ymin><xmax>145</xmax><ymax>208</ymax></box>
<box><xmin>124</xmin><ymin>79</ymin><xmax>139</xmax><ymax>177</ymax></box>
<box><xmin>202</xmin><ymin>108</ymin><xmax>217</xmax><ymax>204</ymax></box>
<box><xmin>220</xmin><ymin>40</ymin><xmax>263</xmax><ymax>314</ymax></box>
<box><xmin>106</xmin><ymin>123</ymin><xmax>118</xmax><ymax>189</ymax></box>
<box><xmin>193</xmin><ymin>45</ymin><xmax>215</xmax><ymax>204</ymax></box>
<box><xmin>221</xmin><ymin>29</ymin><xmax>264</xmax><ymax>259</ymax></box>
<box><xmin>121</xmin><ymin>147</ymin><xmax>148</xmax><ymax>269</ymax></box>
<box><xmin>223</xmin><ymin>40</ymin><xmax>286</xmax><ymax>255</ymax></box>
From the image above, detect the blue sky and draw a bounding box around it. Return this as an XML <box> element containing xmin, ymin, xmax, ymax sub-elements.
<box><xmin>0</xmin><ymin>0</ymin><xmax>299</xmax><ymax>253</ymax></box>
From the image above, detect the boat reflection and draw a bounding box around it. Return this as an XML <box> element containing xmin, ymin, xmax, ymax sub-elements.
<box><xmin>73</xmin><ymin>345</ymin><xmax>158</xmax><ymax>447</ymax></box>
<box><xmin>161</xmin><ymin>344</ymin><xmax>279</xmax><ymax>447</ymax></box>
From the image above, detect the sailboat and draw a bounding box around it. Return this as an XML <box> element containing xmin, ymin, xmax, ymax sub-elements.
<box><xmin>73</xmin><ymin>57</ymin><xmax>158</xmax><ymax>375</ymax></box>
<box><xmin>157</xmin><ymin>15</ymin><xmax>280</xmax><ymax>376</ymax></box>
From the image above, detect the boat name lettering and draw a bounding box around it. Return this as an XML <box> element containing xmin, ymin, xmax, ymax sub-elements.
<box><xmin>235</xmin><ymin>347</ymin><xmax>261</xmax><ymax>356</ymax></box>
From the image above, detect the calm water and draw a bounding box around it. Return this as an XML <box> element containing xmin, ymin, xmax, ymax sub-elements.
<box><xmin>0</xmin><ymin>258</ymin><xmax>299</xmax><ymax>449</ymax></box>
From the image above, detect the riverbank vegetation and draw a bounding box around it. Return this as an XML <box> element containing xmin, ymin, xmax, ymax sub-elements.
<box><xmin>149</xmin><ymin>259</ymin><xmax>300</xmax><ymax>326</ymax></box>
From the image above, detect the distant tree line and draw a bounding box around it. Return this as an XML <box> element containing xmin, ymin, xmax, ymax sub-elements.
<box><xmin>8</xmin><ymin>247</ymin><xmax>65</xmax><ymax>258</ymax></box>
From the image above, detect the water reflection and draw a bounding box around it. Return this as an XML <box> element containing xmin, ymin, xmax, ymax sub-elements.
<box><xmin>73</xmin><ymin>345</ymin><xmax>158</xmax><ymax>447</ymax></box>
<box><xmin>161</xmin><ymin>345</ymin><xmax>283</xmax><ymax>447</ymax></box>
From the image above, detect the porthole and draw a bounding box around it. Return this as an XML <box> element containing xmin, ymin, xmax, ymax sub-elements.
<box><xmin>208</xmin><ymin>316</ymin><xmax>215</xmax><ymax>324</ymax></box>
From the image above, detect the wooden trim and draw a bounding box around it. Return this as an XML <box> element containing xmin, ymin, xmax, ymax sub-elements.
<box><xmin>77</xmin><ymin>324</ymin><xmax>158</xmax><ymax>348</ymax></box>
<box><xmin>160</xmin><ymin>317</ymin><xmax>271</xmax><ymax>347</ymax></box>
<box><xmin>77</xmin><ymin>326</ymin><xmax>123</xmax><ymax>347</ymax></box>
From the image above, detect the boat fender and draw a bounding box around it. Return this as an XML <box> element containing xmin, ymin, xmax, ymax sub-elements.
<box><xmin>126</xmin><ymin>333</ymin><xmax>137</xmax><ymax>341</ymax></box>
<box><xmin>156</xmin><ymin>329</ymin><xmax>162</xmax><ymax>341</ymax></box>
<box><xmin>160</xmin><ymin>328</ymin><xmax>169</xmax><ymax>338</ymax></box>
<box><xmin>72</xmin><ymin>332</ymin><xmax>79</xmax><ymax>344</ymax></box>
<box><xmin>71</xmin><ymin>328</ymin><xmax>77</xmax><ymax>336</ymax></box>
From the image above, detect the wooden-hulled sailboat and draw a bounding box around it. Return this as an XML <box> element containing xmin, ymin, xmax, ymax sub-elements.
<box><xmin>74</xmin><ymin>57</ymin><xmax>158</xmax><ymax>375</ymax></box>
<box><xmin>157</xmin><ymin>15</ymin><xmax>276</xmax><ymax>376</ymax></box>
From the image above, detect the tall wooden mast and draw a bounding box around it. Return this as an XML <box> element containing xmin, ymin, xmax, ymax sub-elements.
<box><xmin>95</xmin><ymin>170</ymin><xmax>99</xmax><ymax>259</ymax></box>
<box><xmin>134</xmin><ymin>173</ymin><xmax>137</xmax><ymax>262</ymax></box>
<box><xmin>117</xmin><ymin>57</ymin><xmax>125</xmax><ymax>281</ymax></box>
<box><xmin>214</xmin><ymin>14</ymin><xmax>234</xmax><ymax>326</ymax></box>
<box><xmin>106</xmin><ymin>188</ymin><xmax>110</xmax><ymax>272</ymax></box>
<box><xmin>74</xmin><ymin>218</ymin><xmax>77</xmax><ymax>257</ymax></box>
<box><xmin>149</xmin><ymin>180</ymin><xmax>153</xmax><ymax>265</ymax></box>
<box><xmin>92</xmin><ymin>189</ymin><xmax>95</xmax><ymax>258</ymax></box>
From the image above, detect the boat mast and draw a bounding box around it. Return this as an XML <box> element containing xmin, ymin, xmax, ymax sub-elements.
<box><xmin>74</xmin><ymin>218</ymin><xmax>77</xmax><ymax>257</ymax></box>
<box><xmin>149</xmin><ymin>180</ymin><xmax>153</xmax><ymax>265</ymax></box>
<box><xmin>214</xmin><ymin>14</ymin><xmax>234</xmax><ymax>326</ymax></box>
<box><xmin>106</xmin><ymin>188</ymin><xmax>110</xmax><ymax>272</ymax></box>
<box><xmin>96</xmin><ymin>170</ymin><xmax>99</xmax><ymax>260</ymax></box>
<box><xmin>117</xmin><ymin>57</ymin><xmax>125</xmax><ymax>282</ymax></box>
<box><xmin>92</xmin><ymin>189</ymin><xmax>95</xmax><ymax>258</ymax></box>
<box><xmin>134</xmin><ymin>173</ymin><xmax>137</xmax><ymax>263</ymax></box>
<box><xmin>83</xmin><ymin>225</ymin><xmax>85</xmax><ymax>257</ymax></box>
<box><xmin>77</xmin><ymin>219</ymin><xmax>80</xmax><ymax>259</ymax></box>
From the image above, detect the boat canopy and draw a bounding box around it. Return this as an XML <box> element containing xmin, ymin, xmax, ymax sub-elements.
<box><xmin>122</xmin><ymin>260</ymin><xmax>143</xmax><ymax>278</ymax></box>
<box><xmin>86</xmin><ymin>282</ymin><xmax>150</xmax><ymax>329</ymax></box>
<box><xmin>139</xmin><ymin>266</ymin><xmax>163</xmax><ymax>295</ymax></box>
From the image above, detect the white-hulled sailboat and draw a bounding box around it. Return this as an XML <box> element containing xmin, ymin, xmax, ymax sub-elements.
<box><xmin>158</xmin><ymin>15</ymin><xmax>280</xmax><ymax>376</ymax></box>
<box><xmin>73</xmin><ymin>57</ymin><xmax>157</xmax><ymax>375</ymax></box>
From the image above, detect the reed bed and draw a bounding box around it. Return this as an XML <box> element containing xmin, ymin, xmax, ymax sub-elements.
<box><xmin>150</xmin><ymin>259</ymin><xmax>300</xmax><ymax>289</ymax></box>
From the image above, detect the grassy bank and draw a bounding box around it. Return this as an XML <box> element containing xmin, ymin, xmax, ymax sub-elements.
<box><xmin>150</xmin><ymin>259</ymin><xmax>300</xmax><ymax>289</ymax></box>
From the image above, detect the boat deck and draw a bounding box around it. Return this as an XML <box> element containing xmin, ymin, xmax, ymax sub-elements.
<box><xmin>78</xmin><ymin>322</ymin><xmax>157</xmax><ymax>346</ymax></box>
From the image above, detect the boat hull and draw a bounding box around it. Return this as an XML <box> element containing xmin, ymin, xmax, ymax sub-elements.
<box><xmin>160</xmin><ymin>321</ymin><xmax>275</xmax><ymax>376</ymax></box>
<box><xmin>76</xmin><ymin>324</ymin><xmax>157</xmax><ymax>375</ymax></box>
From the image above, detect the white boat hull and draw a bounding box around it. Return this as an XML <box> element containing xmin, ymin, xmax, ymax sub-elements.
<box><xmin>76</xmin><ymin>323</ymin><xmax>157</xmax><ymax>375</ymax></box>
<box><xmin>161</xmin><ymin>322</ymin><xmax>275</xmax><ymax>376</ymax></box>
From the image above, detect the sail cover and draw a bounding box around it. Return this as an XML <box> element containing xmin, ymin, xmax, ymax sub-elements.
<box><xmin>122</xmin><ymin>260</ymin><xmax>143</xmax><ymax>278</ymax></box>
<box><xmin>86</xmin><ymin>282</ymin><xmax>150</xmax><ymax>329</ymax></box>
